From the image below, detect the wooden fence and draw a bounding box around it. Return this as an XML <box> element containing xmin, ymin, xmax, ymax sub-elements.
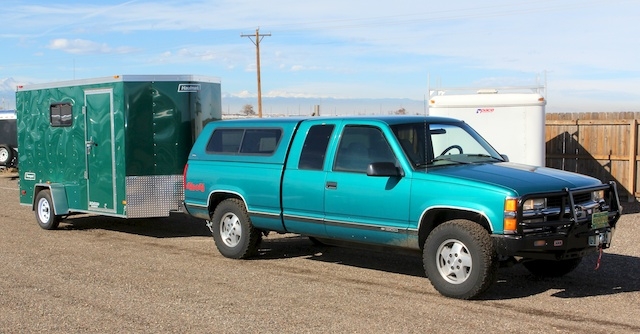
<box><xmin>545</xmin><ymin>112</ymin><xmax>639</xmax><ymax>201</ymax></box>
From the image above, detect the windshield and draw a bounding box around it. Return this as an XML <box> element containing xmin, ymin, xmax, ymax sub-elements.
<box><xmin>391</xmin><ymin>121</ymin><xmax>504</xmax><ymax>168</ymax></box>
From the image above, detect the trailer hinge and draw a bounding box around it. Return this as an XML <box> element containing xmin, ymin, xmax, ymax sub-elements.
<box><xmin>82</xmin><ymin>106</ymin><xmax>86</xmax><ymax>114</ymax></box>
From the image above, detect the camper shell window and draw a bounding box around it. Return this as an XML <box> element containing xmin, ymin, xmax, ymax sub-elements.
<box><xmin>206</xmin><ymin>128</ymin><xmax>282</xmax><ymax>155</ymax></box>
<box><xmin>50</xmin><ymin>103</ymin><xmax>73</xmax><ymax>127</ymax></box>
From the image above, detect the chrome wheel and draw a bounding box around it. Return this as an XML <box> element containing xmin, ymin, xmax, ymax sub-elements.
<box><xmin>219</xmin><ymin>212</ymin><xmax>242</xmax><ymax>248</ymax></box>
<box><xmin>435</xmin><ymin>238</ymin><xmax>473</xmax><ymax>284</ymax></box>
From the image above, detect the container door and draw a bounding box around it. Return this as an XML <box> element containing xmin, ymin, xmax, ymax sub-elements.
<box><xmin>84</xmin><ymin>89</ymin><xmax>116</xmax><ymax>213</ymax></box>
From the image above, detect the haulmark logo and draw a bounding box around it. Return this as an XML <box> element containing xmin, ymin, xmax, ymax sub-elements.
<box><xmin>178</xmin><ymin>84</ymin><xmax>201</xmax><ymax>92</ymax></box>
<box><xmin>476</xmin><ymin>108</ymin><xmax>495</xmax><ymax>113</ymax></box>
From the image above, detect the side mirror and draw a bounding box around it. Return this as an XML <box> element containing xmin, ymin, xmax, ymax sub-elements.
<box><xmin>367</xmin><ymin>162</ymin><xmax>403</xmax><ymax>177</ymax></box>
<box><xmin>500</xmin><ymin>154</ymin><xmax>509</xmax><ymax>162</ymax></box>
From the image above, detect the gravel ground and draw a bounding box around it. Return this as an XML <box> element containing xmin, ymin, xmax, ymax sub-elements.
<box><xmin>1</xmin><ymin>171</ymin><xmax>639</xmax><ymax>333</ymax></box>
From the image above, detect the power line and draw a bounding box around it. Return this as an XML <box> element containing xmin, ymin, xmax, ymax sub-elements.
<box><xmin>241</xmin><ymin>28</ymin><xmax>271</xmax><ymax>118</ymax></box>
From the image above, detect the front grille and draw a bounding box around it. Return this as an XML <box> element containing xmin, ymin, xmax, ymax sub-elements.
<box><xmin>519</xmin><ymin>186</ymin><xmax>613</xmax><ymax>235</ymax></box>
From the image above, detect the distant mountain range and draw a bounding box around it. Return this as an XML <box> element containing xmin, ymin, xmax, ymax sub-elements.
<box><xmin>0</xmin><ymin>77</ymin><xmax>425</xmax><ymax>115</ymax></box>
<box><xmin>221</xmin><ymin>96</ymin><xmax>427</xmax><ymax>117</ymax></box>
<box><xmin>0</xmin><ymin>78</ymin><xmax>18</xmax><ymax>110</ymax></box>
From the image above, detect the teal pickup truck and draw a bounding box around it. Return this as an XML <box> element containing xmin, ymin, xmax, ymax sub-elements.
<box><xmin>183</xmin><ymin>116</ymin><xmax>621</xmax><ymax>299</ymax></box>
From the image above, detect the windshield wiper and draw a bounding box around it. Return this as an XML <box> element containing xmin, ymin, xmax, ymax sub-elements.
<box><xmin>430</xmin><ymin>156</ymin><xmax>471</xmax><ymax>165</ymax></box>
<box><xmin>466</xmin><ymin>154</ymin><xmax>504</xmax><ymax>162</ymax></box>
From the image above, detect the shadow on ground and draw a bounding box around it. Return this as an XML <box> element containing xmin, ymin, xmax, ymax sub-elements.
<box><xmin>256</xmin><ymin>235</ymin><xmax>640</xmax><ymax>300</ymax></box>
<box><xmin>56</xmin><ymin>213</ymin><xmax>640</xmax><ymax>300</ymax></box>
<box><xmin>60</xmin><ymin>212</ymin><xmax>211</xmax><ymax>238</ymax></box>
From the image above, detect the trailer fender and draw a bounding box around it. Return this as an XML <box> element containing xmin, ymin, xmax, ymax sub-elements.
<box><xmin>33</xmin><ymin>183</ymin><xmax>70</xmax><ymax>216</ymax></box>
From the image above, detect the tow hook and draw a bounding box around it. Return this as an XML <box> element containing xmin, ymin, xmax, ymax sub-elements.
<box><xmin>595</xmin><ymin>246</ymin><xmax>603</xmax><ymax>270</ymax></box>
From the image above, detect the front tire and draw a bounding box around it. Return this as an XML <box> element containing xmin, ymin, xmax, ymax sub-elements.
<box><xmin>523</xmin><ymin>258</ymin><xmax>583</xmax><ymax>278</ymax></box>
<box><xmin>210</xmin><ymin>199</ymin><xmax>261</xmax><ymax>259</ymax></box>
<box><xmin>423</xmin><ymin>219</ymin><xmax>498</xmax><ymax>299</ymax></box>
<box><xmin>35</xmin><ymin>190</ymin><xmax>61</xmax><ymax>230</ymax></box>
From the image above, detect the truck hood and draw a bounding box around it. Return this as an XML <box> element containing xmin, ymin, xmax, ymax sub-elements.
<box><xmin>425</xmin><ymin>162</ymin><xmax>602</xmax><ymax>195</ymax></box>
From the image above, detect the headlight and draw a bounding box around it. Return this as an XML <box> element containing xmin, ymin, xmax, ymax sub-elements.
<box><xmin>592</xmin><ymin>190</ymin><xmax>605</xmax><ymax>202</ymax></box>
<box><xmin>523</xmin><ymin>198</ymin><xmax>546</xmax><ymax>211</ymax></box>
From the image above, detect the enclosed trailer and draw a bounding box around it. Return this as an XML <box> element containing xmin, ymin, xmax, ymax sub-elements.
<box><xmin>428</xmin><ymin>87</ymin><xmax>546</xmax><ymax>166</ymax></box>
<box><xmin>0</xmin><ymin>109</ymin><xmax>18</xmax><ymax>167</ymax></box>
<box><xmin>16</xmin><ymin>75</ymin><xmax>221</xmax><ymax>229</ymax></box>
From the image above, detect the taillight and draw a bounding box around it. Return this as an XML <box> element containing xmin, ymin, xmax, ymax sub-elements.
<box><xmin>183</xmin><ymin>163</ymin><xmax>188</xmax><ymax>190</ymax></box>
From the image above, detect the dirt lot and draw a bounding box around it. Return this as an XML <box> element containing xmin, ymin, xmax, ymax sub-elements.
<box><xmin>1</xmin><ymin>171</ymin><xmax>639</xmax><ymax>333</ymax></box>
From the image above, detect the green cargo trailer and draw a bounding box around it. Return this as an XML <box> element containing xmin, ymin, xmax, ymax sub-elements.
<box><xmin>16</xmin><ymin>75</ymin><xmax>221</xmax><ymax>229</ymax></box>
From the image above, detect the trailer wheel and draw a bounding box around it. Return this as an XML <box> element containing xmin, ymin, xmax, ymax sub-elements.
<box><xmin>423</xmin><ymin>219</ymin><xmax>498</xmax><ymax>299</ymax></box>
<box><xmin>210</xmin><ymin>198</ymin><xmax>261</xmax><ymax>259</ymax></box>
<box><xmin>0</xmin><ymin>145</ymin><xmax>12</xmax><ymax>166</ymax></box>
<box><xmin>523</xmin><ymin>258</ymin><xmax>583</xmax><ymax>278</ymax></box>
<box><xmin>35</xmin><ymin>189</ymin><xmax>61</xmax><ymax>230</ymax></box>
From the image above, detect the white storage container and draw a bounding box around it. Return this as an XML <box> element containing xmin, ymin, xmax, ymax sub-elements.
<box><xmin>429</xmin><ymin>88</ymin><xmax>546</xmax><ymax>166</ymax></box>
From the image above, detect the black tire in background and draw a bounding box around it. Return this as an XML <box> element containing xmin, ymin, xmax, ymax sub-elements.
<box><xmin>209</xmin><ymin>198</ymin><xmax>261</xmax><ymax>259</ymax></box>
<box><xmin>35</xmin><ymin>189</ymin><xmax>61</xmax><ymax>230</ymax></box>
<box><xmin>423</xmin><ymin>219</ymin><xmax>498</xmax><ymax>300</ymax></box>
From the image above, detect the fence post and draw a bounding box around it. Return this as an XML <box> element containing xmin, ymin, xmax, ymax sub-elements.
<box><xmin>630</xmin><ymin>119</ymin><xmax>638</xmax><ymax>202</ymax></box>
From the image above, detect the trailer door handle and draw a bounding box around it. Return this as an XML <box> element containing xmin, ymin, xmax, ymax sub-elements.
<box><xmin>326</xmin><ymin>181</ymin><xmax>337</xmax><ymax>190</ymax></box>
<box><xmin>85</xmin><ymin>140</ymin><xmax>97</xmax><ymax>154</ymax></box>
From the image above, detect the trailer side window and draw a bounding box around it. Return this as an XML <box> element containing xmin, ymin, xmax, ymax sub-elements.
<box><xmin>50</xmin><ymin>103</ymin><xmax>73</xmax><ymax>127</ymax></box>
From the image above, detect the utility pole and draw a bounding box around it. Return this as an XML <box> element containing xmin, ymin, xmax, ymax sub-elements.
<box><xmin>241</xmin><ymin>28</ymin><xmax>271</xmax><ymax>118</ymax></box>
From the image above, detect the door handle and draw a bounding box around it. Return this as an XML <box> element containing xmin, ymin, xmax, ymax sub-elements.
<box><xmin>85</xmin><ymin>140</ymin><xmax>97</xmax><ymax>154</ymax></box>
<box><xmin>326</xmin><ymin>181</ymin><xmax>337</xmax><ymax>190</ymax></box>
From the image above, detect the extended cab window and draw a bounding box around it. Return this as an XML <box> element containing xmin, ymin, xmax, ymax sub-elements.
<box><xmin>334</xmin><ymin>126</ymin><xmax>395</xmax><ymax>173</ymax></box>
<box><xmin>206</xmin><ymin>128</ymin><xmax>282</xmax><ymax>155</ymax></box>
<box><xmin>50</xmin><ymin>102</ymin><xmax>72</xmax><ymax>127</ymax></box>
<box><xmin>298</xmin><ymin>124</ymin><xmax>335</xmax><ymax>170</ymax></box>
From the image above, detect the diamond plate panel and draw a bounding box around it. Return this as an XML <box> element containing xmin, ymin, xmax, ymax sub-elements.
<box><xmin>125</xmin><ymin>175</ymin><xmax>184</xmax><ymax>218</ymax></box>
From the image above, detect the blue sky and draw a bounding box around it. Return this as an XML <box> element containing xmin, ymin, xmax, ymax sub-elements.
<box><xmin>1</xmin><ymin>0</ymin><xmax>639</xmax><ymax>114</ymax></box>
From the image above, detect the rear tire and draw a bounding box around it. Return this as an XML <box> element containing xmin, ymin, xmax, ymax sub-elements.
<box><xmin>0</xmin><ymin>145</ymin><xmax>12</xmax><ymax>166</ymax></box>
<box><xmin>210</xmin><ymin>199</ymin><xmax>261</xmax><ymax>259</ymax></box>
<box><xmin>423</xmin><ymin>219</ymin><xmax>498</xmax><ymax>299</ymax></box>
<box><xmin>523</xmin><ymin>258</ymin><xmax>583</xmax><ymax>278</ymax></box>
<box><xmin>35</xmin><ymin>190</ymin><xmax>61</xmax><ymax>230</ymax></box>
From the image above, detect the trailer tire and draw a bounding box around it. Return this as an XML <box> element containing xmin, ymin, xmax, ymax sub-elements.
<box><xmin>0</xmin><ymin>145</ymin><xmax>12</xmax><ymax>166</ymax></box>
<box><xmin>423</xmin><ymin>219</ymin><xmax>498</xmax><ymax>300</ymax></box>
<box><xmin>35</xmin><ymin>189</ymin><xmax>61</xmax><ymax>230</ymax></box>
<box><xmin>210</xmin><ymin>198</ymin><xmax>261</xmax><ymax>259</ymax></box>
<box><xmin>523</xmin><ymin>257</ymin><xmax>583</xmax><ymax>278</ymax></box>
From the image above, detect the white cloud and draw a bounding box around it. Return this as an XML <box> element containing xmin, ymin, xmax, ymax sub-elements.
<box><xmin>47</xmin><ymin>38</ymin><xmax>136</xmax><ymax>55</ymax></box>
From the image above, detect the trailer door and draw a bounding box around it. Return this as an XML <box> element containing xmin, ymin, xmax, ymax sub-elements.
<box><xmin>84</xmin><ymin>89</ymin><xmax>116</xmax><ymax>213</ymax></box>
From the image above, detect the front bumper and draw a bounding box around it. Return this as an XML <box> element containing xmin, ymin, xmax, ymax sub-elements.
<box><xmin>493</xmin><ymin>225</ymin><xmax>615</xmax><ymax>260</ymax></box>
<box><xmin>494</xmin><ymin>182</ymin><xmax>621</xmax><ymax>261</ymax></box>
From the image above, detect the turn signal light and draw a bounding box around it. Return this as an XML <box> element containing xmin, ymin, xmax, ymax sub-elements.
<box><xmin>504</xmin><ymin>218</ymin><xmax>517</xmax><ymax>232</ymax></box>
